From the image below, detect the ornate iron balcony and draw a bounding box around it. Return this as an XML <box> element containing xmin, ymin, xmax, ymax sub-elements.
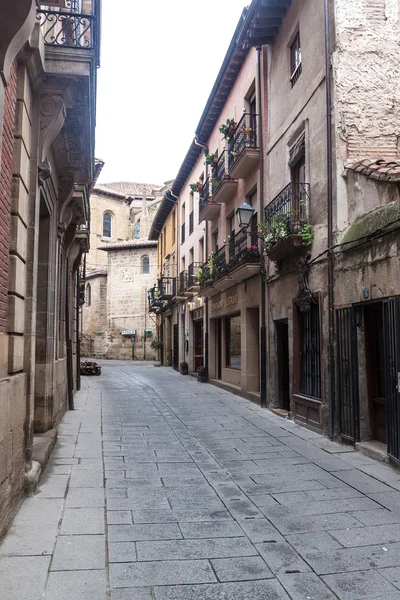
<box><xmin>158</xmin><ymin>277</ymin><xmax>176</xmax><ymax>300</ymax></box>
<box><xmin>188</xmin><ymin>262</ymin><xmax>202</xmax><ymax>288</ymax></box>
<box><xmin>199</xmin><ymin>177</ymin><xmax>210</xmax><ymax>216</ymax></box>
<box><xmin>178</xmin><ymin>271</ymin><xmax>188</xmax><ymax>295</ymax></box>
<box><xmin>36</xmin><ymin>0</ymin><xmax>99</xmax><ymax>62</ymax></box>
<box><xmin>264</xmin><ymin>182</ymin><xmax>310</xmax><ymax>233</ymax></box>
<box><xmin>228</xmin><ymin>112</ymin><xmax>258</xmax><ymax>171</ymax></box>
<box><xmin>210</xmin><ymin>150</ymin><xmax>228</xmax><ymax>193</ymax></box>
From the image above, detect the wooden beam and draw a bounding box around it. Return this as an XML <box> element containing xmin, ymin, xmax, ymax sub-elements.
<box><xmin>251</xmin><ymin>17</ymin><xmax>282</xmax><ymax>27</ymax></box>
<box><xmin>246</xmin><ymin>35</ymin><xmax>276</xmax><ymax>47</ymax></box>
<box><xmin>255</xmin><ymin>8</ymin><xmax>286</xmax><ymax>18</ymax></box>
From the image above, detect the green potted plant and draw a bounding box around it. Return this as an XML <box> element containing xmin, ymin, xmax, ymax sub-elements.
<box><xmin>189</xmin><ymin>182</ymin><xmax>203</xmax><ymax>193</ymax></box>
<box><xmin>197</xmin><ymin>365</ymin><xmax>206</xmax><ymax>382</ymax></box>
<box><xmin>180</xmin><ymin>361</ymin><xmax>189</xmax><ymax>375</ymax></box>
<box><xmin>206</xmin><ymin>152</ymin><xmax>218</xmax><ymax>166</ymax></box>
<box><xmin>219</xmin><ymin>118</ymin><xmax>237</xmax><ymax>140</ymax></box>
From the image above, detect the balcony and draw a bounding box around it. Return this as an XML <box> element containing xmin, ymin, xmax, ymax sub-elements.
<box><xmin>199</xmin><ymin>177</ymin><xmax>221</xmax><ymax>223</ymax></box>
<box><xmin>36</xmin><ymin>2</ymin><xmax>100</xmax><ymax>64</ymax></box>
<box><xmin>198</xmin><ymin>236</ymin><xmax>261</xmax><ymax>298</ymax></box>
<box><xmin>228</xmin><ymin>113</ymin><xmax>259</xmax><ymax>179</ymax></box>
<box><xmin>209</xmin><ymin>151</ymin><xmax>238</xmax><ymax>204</ymax></box>
<box><xmin>187</xmin><ymin>262</ymin><xmax>202</xmax><ymax>294</ymax></box>
<box><xmin>148</xmin><ymin>285</ymin><xmax>162</xmax><ymax>313</ymax></box>
<box><xmin>158</xmin><ymin>276</ymin><xmax>176</xmax><ymax>300</ymax></box>
<box><xmin>35</xmin><ymin>1</ymin><xmax>100</xmax><ymax>185</ymax></box>
<box><xmin>178</xmin><ymin>271</ymin><xmax>187</xmax><ymax>295</ymax></box>
<box><xmin>263</xmin><ymin>183</ymin><xmax>311</xmax><ymax>262</ymax></box>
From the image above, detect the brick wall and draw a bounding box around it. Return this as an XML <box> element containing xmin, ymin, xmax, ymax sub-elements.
<box><xmin>0</xmin><ymin>62</ymin><xmax>17</xmax><ymax>333</ymax></box>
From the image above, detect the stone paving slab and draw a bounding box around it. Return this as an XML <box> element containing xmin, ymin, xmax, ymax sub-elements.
<box><xmin>109</xmin><ymin>559</ymin><xmax>217</xmax><ymax>587</ymax></box>
<box><xmin>3</xmin><ymin>363</ymin><xmax>400</xmax><ymax>599</ymax></box>
<box><xmin>51</xmin><ymin>534</ymin><xmax>105</xmax><ymax>570</ymax></box>
<box><xmin>153</xmin><ymin>579</ymin><xmax>292</xmax><ymax>600</ymax></box>
<box><xmin>0</xmin><ymin>555</ymin><xmax>51</xmax><ymax>600</ymax></box>
<box><xmin>44</xmin><ymin>569</ymin><xmax>107</xmax><ymax>600</ymax></box>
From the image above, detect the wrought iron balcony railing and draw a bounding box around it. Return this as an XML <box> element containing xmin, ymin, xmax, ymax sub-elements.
<box><xmin>178</xmin><ymin>271</ymin><xmax>188</xmax><ymax>295</ymax></box>
<box><xmin>211</xmin><ymin>150</ymin><xmax>227</xmax><ymax>193</ymax></box>
<box><xmin>199</xmin><ymin>247</ymin><xmax>227</xmax><ymax>289</ymax></box>
<box><xmin>158</xmin><ymin>276</ymin><xmax>176</xmax><ymax>299</ymax></box>
<box><xmin>188</xmin><ymin>262</ymin><xmax>202</xmax><ymax>288</ymax></box>
<box><xmin>36</xmin><ymin>0</ymin><xmax>100</xmax><ymax>65</ymax></box>
<box><xmin>189</xmin><ymin>210</ymin><xmax>194</xmax><ymax>235</ymax></box>
<box><xmin>199</xmin><ymin>177</ymin><xmax>210</xmax><ymax>217</ymax></box>
<box><xmin>228</xmin><ymin>112</ymin><xmax>258</xmax><ymax>170</ymax></box>
<box><xmin>228</xmin><ymin>230</ymin><xmax>247</xmax><ymax>260</ymax></box>
<box><xmin>264</xmin><ymin>182</ymin><xmax>310</xmax><ymax>233</ymax></box>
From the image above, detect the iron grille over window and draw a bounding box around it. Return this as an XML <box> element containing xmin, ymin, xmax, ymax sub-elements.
<box><xmin>300</xmin><ymin>301</ymin><xmax>321</xmax><ymax>398</ymax></box>
<box><xmin>103</xmin><ymin>213</ymin><xmax>112</xmax><ymax>238</ymax></box>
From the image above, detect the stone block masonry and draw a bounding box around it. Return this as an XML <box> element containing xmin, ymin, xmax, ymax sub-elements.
<box><xmin>0</xmin><ymin>61</ymin><xmax>17</xmax><ymax>336</ymax></box>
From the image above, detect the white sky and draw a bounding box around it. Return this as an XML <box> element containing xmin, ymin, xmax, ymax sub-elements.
<box><xmin>95</xmin><ymin>0</ymin><xmax>249</xmax><ymax>186</ymax></box>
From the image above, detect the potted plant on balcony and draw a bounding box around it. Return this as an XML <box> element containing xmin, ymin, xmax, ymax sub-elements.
<box><xmin>197</xmin><ymin>365</ymin><xmax>206</xmax><ymax>382</ymax></box>
<box><xmin>206</xmin><ymin>152</ymin><xmax>218</xmax><ymax>166</ymax></box>
<box><xmin>259</xmin><ymin>214</ymin><xmax>313</xmax><ymax>261</ymax></box>
<box><xmin>219</xmin><ymin>118</ymin><xmax>237</xmax><ymax>140</ymax></box>
<box><xmin>180</xmin><ymin>361</ymin><xmax>189</xmax><ymax>375</ymax></box>
<box><xmin>190</xmin><ymin>182</ymin><xmax>203</xmax><ymax>193</ymax></box>
<box><xmin>244</xmin><ymin>127</ymin><xmax>254</xmax><ymax>147</ymax></box>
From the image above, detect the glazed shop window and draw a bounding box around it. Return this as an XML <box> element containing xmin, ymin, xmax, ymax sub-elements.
<box><xmin>299</xmin><ymin>301</ymin><xmax>321</xmax><ymax>398</ymax></box>
<box><xmin>226</xmin><ymin>314</ymin><xmax>241</xmax><ymax>370</ymax></box>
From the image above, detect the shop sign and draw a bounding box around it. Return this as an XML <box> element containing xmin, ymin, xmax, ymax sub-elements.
<box><xmin>211</xmin><ymin>293</ymin><xmax>238</xmax><ymax>313</ymax></box>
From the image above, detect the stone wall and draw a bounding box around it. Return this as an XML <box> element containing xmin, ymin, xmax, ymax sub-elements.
<box><xmin>87</xmin><ymin>191</ymin><xmax>131</xmax><ymax>273</ymax></box>
<box><xmin>105</xmin><ymin>247</ymin><xmax>158</xmax><ymax>360</ymax></box>
<box><xmin>81</xmin><ymin>273</ymin><xmax>108</xmax><ymax>356</ymax></box>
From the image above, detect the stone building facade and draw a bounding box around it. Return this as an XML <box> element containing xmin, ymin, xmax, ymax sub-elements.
<box><xmin>0</xmin><ymin>0</ymin><xmax>100</xmax><ymax>537</ymax></box>
<box><xmin>82</xmin><ymin>182</ymin><xmax>164</xmax><ymax>360</ymax></box>
<box><xmin>149</xmin><ymin>0</ymin><xmax>400</xmax><ymax>465</ymax></box>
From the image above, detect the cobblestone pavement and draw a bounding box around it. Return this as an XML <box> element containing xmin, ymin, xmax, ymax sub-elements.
<box><xmin>2</xmin><ymin>362</ymin><xmax>400</xmax><ymax>599</ymax></box>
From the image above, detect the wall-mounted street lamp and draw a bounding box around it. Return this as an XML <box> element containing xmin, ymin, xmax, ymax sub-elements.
<box><xmin>235</xmin><ymin>202</ymin><xmax>255</xmax><ymax>229</ymax></box>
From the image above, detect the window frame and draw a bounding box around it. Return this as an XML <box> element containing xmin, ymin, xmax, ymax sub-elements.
<box><xmin>141</xmin><ymin>255</ymin><xmax>150</xmax><ymax>274</ymax></box>
<box><xmin>134</xmin><ymin>220</ymin><xmax>141</xmax><ymax>240</ymax></box>
<box><xmin>290</xmin><ymin>31</ymin><xmax>302</xmax><ymax>87</ymax></box>
<box><xmin>102</xmin><ymin>212</ymin><xmax>112</xmax><ymax>238</ymax></box>
<box><xmin>86</xmin><ymin>282</ymin><xmax>91</xmax><ymax>307</ymax></box>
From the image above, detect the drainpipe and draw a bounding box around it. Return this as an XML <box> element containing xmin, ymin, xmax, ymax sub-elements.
<box><xmin>257</xmin><ymin>46</ymin><xmax>267</xmax><ymax>409</ymax></box>
<box><xmin>193</xmin><ymin>136</ymin><xmax>210</xmax><ymax>380</ymax></box>
<box><xmin>324</xmin><ymin>0</ymin><xmax>335</xmax><ymax>438</ymax></box>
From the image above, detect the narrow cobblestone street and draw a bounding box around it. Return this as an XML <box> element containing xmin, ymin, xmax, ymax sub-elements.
<box><xmin>2</xmin><ymin>361</ymin><xmax>400</xmax><ymax>599</ymax></box>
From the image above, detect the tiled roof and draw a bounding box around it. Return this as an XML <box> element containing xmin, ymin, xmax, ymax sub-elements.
<box><xmin>98</xmin><ymin>240</ymin><xmax>157</xmax><ymax>251</ymax></box>
<box><xmin>347</xmin><ymin>159</ymin><xmax>400</xmax><ymax>183</ymax></box>
<box><xmin>97</xmin><ymin>182</ymin><xmax>163</xmax><ymax>197</ymax></box>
